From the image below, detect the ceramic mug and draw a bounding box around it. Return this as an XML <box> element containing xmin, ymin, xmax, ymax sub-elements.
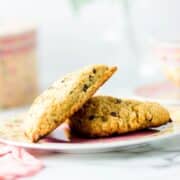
<box><xmin>0</xmin><ymin>23</ymin><xmax>39</xmax><ymax>108</ymax></box>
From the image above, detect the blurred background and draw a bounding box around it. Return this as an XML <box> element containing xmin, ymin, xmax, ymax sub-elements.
<box><xmin>0</xmin><ymin>0</ymin><xmax>180</xmax><ymax>109</ymax></box>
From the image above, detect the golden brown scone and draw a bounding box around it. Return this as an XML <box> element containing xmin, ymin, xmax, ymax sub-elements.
<box><xmin>70</xmin><ymin>96</ymin><xmax>170</xmax><ymax>137</ymax></box>
<box><xmin>24</xmin><ymin>65</ymin><xmax>117</xmax><ymax>142</ymax></box>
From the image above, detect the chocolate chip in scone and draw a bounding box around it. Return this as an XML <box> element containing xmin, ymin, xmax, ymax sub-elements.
<box><xmin>110</xmin><ymin>112</ymin><xmax>117</xmax><ymax>117</ymax></box>
<box><xmin>83</xmin><ymin>84</ymin><xmax>89</xmax><ymax>92</ymax></box>
<box><xmin>61</xmin><ymin>79</ymin><xmax>65</xmax><ymax>83</ymax></box>
<box><xmin>89</xmin><ymin>75</ymin><xmax>93</xmax><ymax>81</ymax></box>
<box><xmin>148</xmin><ymin>117</ymin><xmax>152</xmax><ymax>122</ymax></box>
<box><xmin>101</xmin><ymin>116</ymin><xmax>107</xmax><ymax>122</ymax></box>
<box><xmin>89</xmin><ymin>115</ymin><xmax>95</xmax><ymax>120</ymax></box>
<box><xmin>54</xmin><ymin>120</ymin><xmax>59</xmax><ymax>124</ymax></box>
<box><xmin>169</xmin><ymin>118</ymin><xmax>172</xmax><ymax>122</ymax></box>
<box><xmin>93</xmin><ymin>68</ymin><xmax>96</xmax><ymax>74</ymax></box>
<box><xmin>69</xmin><ymin>90</ymin><xmax>73</xmax><ymax>94</ymax></box>
<box><xmin>115</xmin><ymin>99</ymin><xmax>122</xmax><ymax>104</ymax></box>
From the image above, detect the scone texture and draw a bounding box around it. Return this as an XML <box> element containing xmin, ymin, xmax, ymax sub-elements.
<box><xmin>70</xmin><ymin>96</ymin><xmax>170</xmax><ymax>137</ymax></box>
<box><xmin>24</xmin><ymin>65</ymin><xmax>117</xmax><ymax>142</ymax></box>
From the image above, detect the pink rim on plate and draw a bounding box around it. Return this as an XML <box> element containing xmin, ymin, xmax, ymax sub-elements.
<box><xmin>0</xmin><ymin>101</ymin><xmax>179</xmax><ymax>153</ymax></box>
<box><xmin>0</xmin><ymin>121</ymin><xmax>179</xmax><ymax>153</ymax></box>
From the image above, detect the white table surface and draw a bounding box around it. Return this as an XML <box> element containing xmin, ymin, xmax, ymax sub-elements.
<box><xmin>1</xmin><ymin>97</ymin><xmax>180</xmax><ymax>180</ymax></box>
<box><xmin>1</xmin><ymin>1</ymin><xmax>180</xmax><ymax>179</ymax></box>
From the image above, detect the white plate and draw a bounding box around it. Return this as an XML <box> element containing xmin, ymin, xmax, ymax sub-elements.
<box><xmin>0</xmin><ymin>106</ymin><xmax>179</xmax><ymax>154</ymax></box>
<box><xmin>0</xmin><ymin>125</ymin><xmax>178</xmax><ymax>153</ymax></box>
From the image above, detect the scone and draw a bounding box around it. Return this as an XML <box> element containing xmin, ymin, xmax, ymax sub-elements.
<box><xmin>24</xmin><ymin>65</ymin><xmax>117</xmax><ymax>142</ymax></box>
<box><xmin>70</xmin><ymin>96</ymin><xmax>170</xmax><ymax>137</ymax></box>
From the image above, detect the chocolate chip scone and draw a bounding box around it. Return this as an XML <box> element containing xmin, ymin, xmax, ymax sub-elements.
<box><xmin>24</xmin><ymin>65</ymin><xmax>117</xmax><ymax>142</ymax></box>
<box><xmin>70</xmin><ymin>96</ymin><xmax>170</xmax><ymax>137</ymax></box>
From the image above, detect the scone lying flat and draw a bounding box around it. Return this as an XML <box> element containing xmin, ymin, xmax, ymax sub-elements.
<box><xmin>70</xmin><ymin>96</ymin><xmax>170</xmax><ymax>137</ymax></box>
<box><xmin>24</xmin><ymin>65</ymin><xmax>117</xmax><ymax>142</ymax></box>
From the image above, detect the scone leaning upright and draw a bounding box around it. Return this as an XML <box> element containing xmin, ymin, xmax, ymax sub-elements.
<box><xmin>24</xmin><ymin>65</ymin><xmax>117</xmax><ymax>142</ymax></box>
